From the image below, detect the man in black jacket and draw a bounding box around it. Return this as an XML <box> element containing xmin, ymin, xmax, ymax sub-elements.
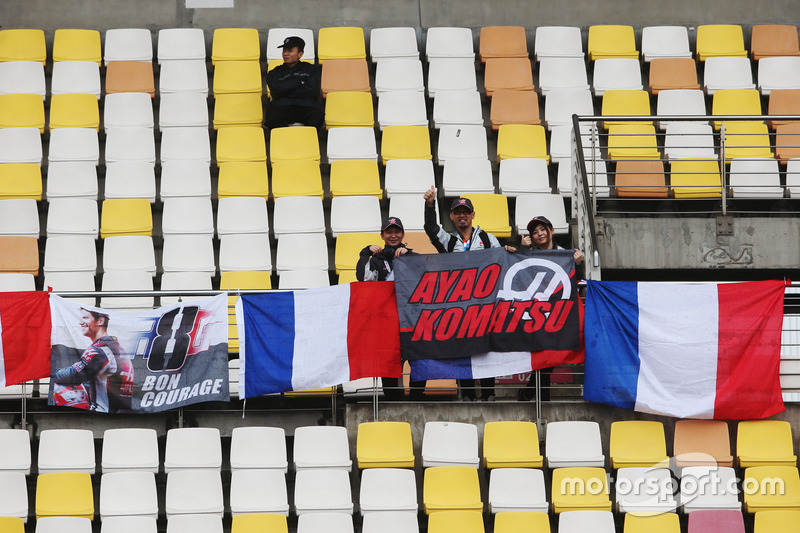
<box><xmin>265</xmin><ymin>36</ymin><xmax>324</xmax><ymax>133</ymax></box>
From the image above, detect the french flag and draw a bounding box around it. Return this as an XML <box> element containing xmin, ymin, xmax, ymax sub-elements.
<box><xmin>236</xmin><ymin>283</ymin><xmax>401</xmax><ymax>398</ymax></box>
<box><xmin>0</xmin><ymin>291</ymin><xmax>51</xmax><ymax>387</ymax></box>
<box><xmin>584</xmin><ymin>280</ymin><xmax>785</xmax><ymax>419</ymax></box>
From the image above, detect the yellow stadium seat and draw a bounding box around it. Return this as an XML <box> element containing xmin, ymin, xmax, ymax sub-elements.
<box><xmin>217</xmin><ymin>162</ymin><xmax>269</xmax><ymax>199</ymax></box>
<box><xmin>601</xmin><ymin>90</ymin><xmax>652</xmax><ymax>129</ymax></box>
<box><xmin>357</xmin><ymin>421</ymin><xmax>415</xmax><ymax>469</ymax></box>
<box><xmin>334</xmin><ymin>232</ymin><xmax>382</xmax><ymax>274</ymax></box>
<box><xmin>105</xmin><ymin>61</ymin><xmax>155</xmax><ymax>97</ymax></box>
<box><xmin>99</xmin><ymin>199</ymin><xmax>153</xmax><ymax>239</ymax></box>
<box><xmin>232</xmin><ymin>512</ymin><xmax>288</xmax><ymax>533</ymax></box>
<box><xmin>496</xmin><ymin>124</ymin><xmax>548</xmax><ymax>162</ymax></box>
<box><xmin>670</xmin><ymin>159</ymin><xmax>722</xmax><ymax>198</ymax></box>
<box><xmin>737</xmin><ymin>420</ymin><xmax>797</xmax><ymax>468</ymax></box>
<box><xmin>318</xmin><ymin>27</ymin><xmax>366</xmax><ymax>63</ymax></box>
<box><xmin>0</xmin><ymin>94</ymin><xmax>45</xmax><ymax>133</ymax></box>
<box><xmin>0</xmin><ymin>517</ymin><xmax>24</xmax><ymax>533</ymax></box>
<box><xmin>211</xmin><ymin>28</ymin><xmax>260</xmax><ymax>64</ymax></box>
<box><xmin>0</xmin><ymin>29</ymin><xmax>46</xmax><ymax>63</ymax></box>
<box><xmin>463</xmin><ymin>193</ymin><xmax>512</xmax><ymax>238</ymax></box>
<box><xmin>624</xmin><ymin>513</ymin><xmax>680</xmax><ymax>533</ymax></box>
<box><xmin>754</xmin><ymin>510</ymin><xmax>800</xmax><ymax>532</ymax></box>
<box><xmin>321</xmin><ymin>58</ymin><xmax>371</xmax><ymax>97</ymax></box>
<box><xmin>0</xmin><ymin>164</ymin><xmax>42</xmax><ymax>201</ymax></box>
<box><xmin>551</xmin><ymin>466</ymin><xmax>612</xmax><ymax>513</ymax></box>
<box><xmin>213</xmin><ymin>93</ymin><xmax>263</xmax><ymax>129</ymax></box>
<box><xmin>480</xmin><ymin>26</ymin><xmax>528</xmax><ymax>62</ymax></box>
<box><xmin>494</xmin><ymin>511</ymin><xmax>550</xmax><ymax>533</ymax></box>
<box><xmin>381</xmin><ymin>125</ymin><xmax>432</xmax><ymax>164</ymax></box>
<box><xmin>490</xmin><ymin>89</ymin><xmax>540</xmax><ymax>130</ymax></box>
<box><xmin>329</xmin><ymin>159</ymin><xmax>382</xmax><ymax>198</ymax></box>
<box><xmin>751</xmin><ymin>24</ymin><xmax>800</xmax><ymax>61</ymax></box>
<box><xmin>338</xmin><ymin>270</ymin><xmax>358</xmax><ymax>284</ymax></box>
<box><xmin>221</xmin><ymin>270</ymin><xmax>272</xmax><ymax>352</ymax></box>
<box><xmin>36</xmin><ymin>472</ymin><xmax>94</xmax><ymax>520</ymax></box>
<box><xmin>483</xmin><ymin>421</ymin><xmax>543</xmax><ymax>469</ymax></box>
<box><xmin>269</xmin><ymin>126</ymin><xmax>320</xmax><ymax>165</ymax></box>
<box><xmin>588</xmin><ymin>25</ymin><xmax>638</xmax><ymax>60</ymax></box>
<box><xmin>216</xmin><ymin>126</ymin><xmax>267</xmax><ymax>166</ymax></box>
<box><xmin>609</xmin><ymin>421</ymin><xmax>668</xmax><ymax>469</ymax></box>
<box><xmin>271</xmin><ymin>160</ymin><xmax>324</xmax><ymax>198</ymax></box>
<box><xmin>49</xmin><ymin>94</ymin><xmax>100</xmax><ymax>131</ymax></box>
<box><xmin>53</xmin><ymin>29</ymin><xmax>101</xmax><ymax>64</ymax></box>
<box><xmin>607</xmin><ymin>124</ymin><xmax>661</xmax><ymax>161</ymax></box>
<box><xmin>213</xmin><ymin>60</ymin><xmax>263</xmax><ymax>96</ymax></box>
<box><xmin>696</xmin><ymin>24</ymin><xmax>747</xmax><ymax>61</ymax></box>
<box><xmin>712</xmin><ymin>89</ymin><xmax>763</xmax><ymax>130</ymax></box>
<box><xmin>744</xmin><ymin>466</ymin><xmax>800</xmax><ymax>513</ymax></box>
<box><xmin>325</xmin><ymin>91</ymin><xmax>374</xmax><ymax>128</ymax></box>
<box><xmin>674</xmin><ymin>419</ymin><xmax>733</xmax><ymax>468</ymax></box>
<box><xmin>423</xmin><ymin>466</ymin><xmax>483</xmax><ymax>514</ymax></box>
<box><xmin>428</xmin><ymin>510</ymin><xmax>485</xmax><ymax>533</ymax></box>
<box><xmin>484</xmin><ymin>58</ymin><xmax>535</xmax><ymax>97</ymax></box>
<box><xmin>723</xmin><ymin>122</ymin><xmax>774</xmax><ymax>160</ymax></box>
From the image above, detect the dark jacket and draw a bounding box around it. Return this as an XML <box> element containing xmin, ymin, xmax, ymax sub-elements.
<box><xmin>266</xmin><ymin>61</ymin><xmax>321</xmax><ymax>108</ymax></box>
<box><xmin>356</xmin><ymin>244</ymin><xmax>415</xmax><ymax>281</ymax></box>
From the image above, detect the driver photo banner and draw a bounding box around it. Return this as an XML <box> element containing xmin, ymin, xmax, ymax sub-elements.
<box><xmin>393</xmin><ymin>247</ymin><xmax>581</xmax><ymax>360</ymax></box>
<box><xmin>49</xmin><ymin>294</ymin><xmax>229</xmax><ymax>413</ymax></box>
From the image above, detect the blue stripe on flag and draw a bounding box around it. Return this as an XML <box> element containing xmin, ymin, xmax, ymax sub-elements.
<box><xmin>242</xmin><ymin>292</ymin><xmax>296</xmax><ymax>396</ymax></box>
<box><xmin>411</xmin><ymin>357</ymin><xmax>474</xmax><ymax>381</ymax></box>
<box><xmin>584</xmin><ymin>281</ymin><xmax>641</xmax><ymax>409</ymax></box>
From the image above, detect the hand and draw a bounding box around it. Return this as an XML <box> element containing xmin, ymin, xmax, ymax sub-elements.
<box><xmin>369</xmin><ymin>245</ymin><xmax>383</xmax><ymax>254</ymax></box>
<box><xmin>423</xmin><ymin>185</ymin><xmax>436</xmax><ymax>206</ymax></box>
<box><xmin>574</xmin><ymin>249</ymin><xmax>584</xmax><ymax>265</ymax></box>
<box><xmin>395</xmin><ymin>247</ymin><xmax>409</xmax><ymax>257</ymax></box>
<box><xmin>504</xmin><ymin>245</ymin><xmax>517</xmax><ymax>253</ymax></box>
<box><xmin>521</xmin><ymin>235</ymin><xmax>532</xmax><ymax>247</ymax></box>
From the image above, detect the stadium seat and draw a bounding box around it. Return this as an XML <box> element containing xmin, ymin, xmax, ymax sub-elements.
<box><xmin>614</xmin><ymin>160</ymin><xmax>669</xmax><ymax>198</ymax></box>
<box><xmin>673</xmin><ymin>420</ymin><xmax>733</xmax><ymax>468</ymax></box>
<box><xmin>0</xmin><ymin>517</ymin><xmax>24</xmax><ymax>533</ymax></box>
<box><xmin>544</xmin><ymin>89</ymin><xmax>593</xmax><ymax>130</ymax></box>
<box><xmin>0</xmin><ymin>472</ymin><xmax>27</xmax><ymax>522</ymax></box>
<box><xmin>0</xmin><ymin>127</ymin><xmax>40</xmax><ymax>165</ymax></box>
<box><xmin>47</xmin><ymin>198</ymin><xmax>99</xmax><ymax>238</ymax></box>
<box><xmin>100</xmin><ymin>271</ymin><xmax>154</xmax><ymax>310</ymax></box>
<box><xmin>161</xmin><ymin>235</ymin><xmax>216</xmax><ymax>274</ymax></box>
<box><xmin>52</xmin><ymin>29</ymin><xmax>100</xmax><ymax>65</ymax></box>
<box><xmin>211</xmin><ymin>28</ymin><xmax>259</xmax><ymax>64</ymax></box>
<box><xmin>422</xmin><ymin>421</ymin><xmax>479</xmax><ymax>468</ymax></box>
<box><xmin>166</xmin><ymin>515</ymin><xmax>223</xmax><ymax>533</ymax></box>
<box><xmin>0</xmin><ymin>273</ymin><xmax>35</xmax><ymax>291</ymax></box>
<box><xmin>484</xmin><ymin>57</ymin><xmax>534</xmax><ymax>96</ymax></box>
<box><xmin>681</xmin><ymin>466</ymin><xmax>741</xmax><ymax>512</ymax></box>
<box><xmin>318</xmin><ymin>27</ymin><xmax>366</xmax><ymax>62</ymax></box>
<box><xmin>461</xmin><ymin>193</ymin><xmax>511</xmax><ymax>238</ymax></box>
<box><xmin>494</xmin><ymin>512</ymin><xmax>550</xmax><ymax>533</ymax></box>
<box><xmin>704</xmin><ymin>57</ymin><xmax>756</xmax><ymax>94</ymax></box>
<box><xmin>357</xmin><ymin>421</ymin><xmax>414</xmax><ymax>469</ymax></box>
<box><xmin>359</xmin><ymin>468</ymin><xmax>418</xmax><ymax>514</ymax></box>
<box><xmin>480</xmin><ymin>26</ymin><xmax>528</xmax><ymax>62</ymax></box>
<box><xmin>213</xmin><ymin>93</ymin><xmax>263</xmax><ymax>129</ymax></box>
<box><xmin>649</xmin><ymin>58</ymin><xmax>701</xmax><ymax>94</ymax></box>
<box><xmin>104</xmin><ymin>162</ymin><xmax>156</xmax><ymax>202</ymax></box>
<box><xmin>104</xmin><ymin>28</ymin><xmax>152</xmax><ymax>63</ymax></box>
<box><xmin>729</xmin><ymin>158</ymin><xmax>783</xmax><ymax>198</ymax></box>
<box><xmin>362</xmin><ymin>512</ymin><xmax>418</xmax><ymax>533</ymax></box>
<box><xmin>534</xmin><ymin>26</ymin><xmax>583</xmax><ymax>61</ymax></box>
<box><xmin>559</xmin><ymin>511</ymin><xmax>615</xmax><ymax>533</ymax></box>
<box><xmin>229</xmin><ymin>426</ymin><xmax>287</xmax><ymax>472</ymax></box>
<box><xmin>216</xmin><ymin>197</ymin><xmax>269</xmax><ymax>235</ymax></box>
<box><xmin>101</xmin><ymin>516</ymin><xmax>158</xmax><ymax>533</ymax></box>
<box><xmin>437</xmin><ymin>125</ymin><xmax>489</xmax><ymax>164</ymax></box>
<box><xmin>788</xmin><ymin>159</ymin><xmax>800</xmax><ymax>197</ymax></box>
<box><xmin>663</xmin><ymin>123</ymin><xmax>716</xmax><ymax>160</ymax></box>
<box><xmin>326</xmin><ymin>126</ymin><xmax>378</xmax><ymax>162</ymax></box>
<box><xmin>490</xmin><ymin>89</ymin><xmax>540</xmax><ymax>129</ymax></box>
<box><xmin>751</xmin><ymin>24</ymin><xmax>800</xmax><ymax>61</ymax></box>
<box><xmin>275</xmin><ymin>233</ymin><xmax>328</xmax><ymax>273</ymax></box>
<box><xmin>688</xmin><ymin>510</ymin><xmax>745</xmax><ymax>533</ymax></box>
<box><xmin>427</xmin><ymin>58</ymin><xmax>478</xmax><ymax>97</ymax></box>
<box><xmin>696</xmin><ymin>24</ymin><xmax>747</xmax><ymax>61</ymax></box>
<box><xmin>159</xmin><ymin>271</ymin><xmax>213</xmax><ymax>305</ymax></box>
<box><xmin>538</xmin><ymin>58</ymin><xmax>589</xmax><ymax>94</ymax></box>
<box><xmin>105</xmin><ymin>61</ymin><xmax>155</xmax><ymax>97</ymax></box>
<box><xmin>551</xmin><ymin>467</ymin><xmax>612</xmax><ymax>513</ymax></box>
<box><xmin>433</xmin><ymin>90</ymin><xmax>483</xmax><ymax>129</ymax></box>
<box><xmin>100</xmin><ymin>198</ymin><xmax>152</xmax><ymax>238</ymax></box>
<box><xmin>293</xmin><ymin>425</ymin><xmax>352</xmax><ymax>471</ymax></box>
<box><xmin>515</xmin><ymin>194</ymin><xmax>569</xmax><ymax>235</ymax></box>
<box><xmin>330</xmin><ymin>195</ymin><xmax>382</xmax><ymax>236</ymax></box>
<box><xmin>624</xmin><ymin>513</ymin><xmax>681</xmax><ymax>533</ymax></box>
<box><xmin>217</xmin><ymin>161</ymin><xmax>269</xmax><ymax>198</ymax></box>
<box><xmin>43</xmin><ymin>235</ymin><xmax>96</xmax><ymax>276</ymax></box>
<box><xmin>442</xmin><ymin>159</ymin><xmax>494</xmax><ymax>196</ymax></box>
<box><xmin>103</xmin><ymin>236</ymin><xmax>156</xmax><ymax>275</ymax></box>
<box><xmin>609</xmin><ymin>420</ymin><xmax>668</xmax><ymax>469</ymax></box>
<box><xmin>334</xmin><ymin>232</ymin><xmax>381</xmax><ymax>274</ymax></box>
<box><xmin>158</xmin><ymin>28</ymin><xmax>206</xmax><ymax>62</ymax></box>
<box><xmin>496</xmin><ymin>124</ymin><xmax>548</xmax><ymax>162</ymax></box>
<box><xmin>266</xmin><ymin>28</ymin><xmax>316</xmax><ymax>61</ymax></box>
<box><xmin>498</xmin><ymin>158</ymin><xmax>552</xmax><ymax>196</ymax></box>
<box><xmin>269</xmin><ymin>126</ymin><xmax>320</xmax><ymax>164</ymax></box>
<box><xmin>273</xmin><ymin>196</ymin><xmax>326</xmax><ymax>235</ymax></box>
<box><xmin>615</xmin><ymin>467</ymin><xmax>677</xmax><ymax>514</ymax></box>
<box><xmin>777</xmin><ymin>122</ymin><xmax>800</xmax><ymax>162</ymax></box>
<box><xmin>0</xmin><ymin>163</ymin><xmax>41</xmax><ymax>200</ymax></box>
<box><xmin>104</xmin><ymin>93</ymin><xmax>154</xmax><ymax>131</ymax></box>
<box><xmin>387</xmin><ymin>195</ymin><xmax>436</xmax><ymax>233</ymax></box>
<box><xmin>297</xmin><ymin>514</ymin><xmax>353</xmax><ymax>533</ymax></box>
<box><xmin>164</xmin><ymin>427</ymin><xmax>221</xmax><ymax>472</ymax></box>
<box><xmin>270</xmin><ymin>160</ymin><xmax>322</xmax><ymax>198</ymax></box>
<box><xmin>428</xmin><ymin>511</ymin><xmax>484</xmax><ymax>533</ymax></box>
<box><xmin>0</xmin><ymin>29</ymin><xmax>46</xmax><ymax>63</ymax></box>
<box><xmin>46</xmin><ymin>162</ymin><xmax>97</xmax><ymax>201</ymax></box>
<box><xmin>165</xmin><ymin>470</ymin><xmax>224</xmax><ymax>518</ymax></box>
<box><xmin>160</xmin><ymin>160</ymin><xmax>212</xmax><ymax>199</ymax></box>
<box><xmin>754</xmin><ymin>509</ymin><xmax>800</xmax><ymax>532</ymax></box>
<box><xmin>588</xmin><ymin>25</ymin><xmax>638</xmax><ymax>60</ymax></box>
<box><xmin>656</xmin><ymin>89</ymin><xmax>707</xmax><ymax>129</ymax></box>
<box><xmin>488</xmin><ymin>468</ymin><xmax>547</xmax><ymax>513</ymax></box>
<box><xmin>294</xmin><ymin>469</ymin><xmax>354</xmax><ymax>514</ymax></box>
<box><xmin>160</xmin><ymin>127</ymin><xmax>212</xmax><ymax>164</ymax></box>
<box><xmin>36</xmin><ymin>472</ymin><xmax>94</xmax><ymax>520</ymax></box>
<box><xmin>160</xmin><ymin>59</ymin><xmax>209</xmax><ymax>95</ymax></box>
<box><xmin>425</xmin><ymin>27</ymin><xmax>474</xmax><ymax>60</ymax></box>
<box><xmin>549</xmin><ymin>121</ymin><xmax>601</xmax><ymax>161</ymax></box>
<box><xmin>381</xmin><ymin>125</ymin><xmax>432</xmax><ymax>164</ymax></box>
<box><xmin>607</xmin><ymin>124</ymin><xmax>661</xmax><ymax>161</ymax></box>
<box><xmin>671</xmin><ymin>159</ymin><xmax>723</xmax><ymax>198</ymax></box>
<box><xmin>99</xmin><ymin>471</ymin><xmax>158</xmax><ymax>520</ymax></box>
<box><xmin>0</xmin><ymin>93</ymin><xmax>44</xmax><ymax>132</ymax></box>
<box><xmin>0</xmin><ymin>235</ymin><xmax>38</xmax><ymax>276</ymax></box>
<box><xmin>101</xmin><ymin>428</ymin><xmax>159</xmax><ymax>474</ymax></box>
<box><xmin>593</xmin><ymin>58</ymin><xmax>643</xmax><ymax>96</ymax></box>
<box><xmin>216</xmin><ymin>126</ymin><xmax>266</xmax><ymax>165</ymax></box>
<box><xmin>374</xmin><ymin>58</ymin><xmax>424</xmax><ymax>94</ymax></box>
<box><xmin>330</xmin><ymin>159</ymin><xmax>382</xmax><ymax>197</ymax></box>
<box><xmin>321</xmin><ymin>59</ymin><xmax>371</xmax><ymax>96</ymax></box>
<box><xmin>0</xmin><ymin>198</ymin><xmax>39</xmax><ymax>238</ymax></box>
<box><xmin>737</xmin><ymin>420</ymin><xmax>796</xmax><ymax>468</ymax></box>
<box><xmin>231</xmin><ymin>513</ymin><xmax>287</xmax><ymax>533</ymax></box>
<box><xmin>0</xmin><ymin>61</ymin><xmax>45</xmax><ymax>98</ymax></box>
<box><xmin>724</xmin><ymin>122</ymin><xmax>774</xmax><ymax>160</ymax></box>
<box><xmin>641</xmin><ymin>26</ymin><xmax>692</xmax><ymax>62</ymax></box>
<box><xmin>370</xmin><ymin>27</ymin><xmax>418</xmax><ymax>62</ymax></box>
<box><xmin>325</xmin><ymin>90</ymin><xmax>374</xmax><ymax>128</ymax></box>
<box><xmin>278</xmin><ymin>270</ymin><xmax>330</xmax><ymax>289</ymax></box>
<box><xmin>50</xmin><ymin>61</ymin><xmax>101</xmax><ymax>98</ymax></box>
<box><xmin>483</xmin><ymin>421</ymin><xmax>543</xmax><ymax>469</ymax></box>
<box><xmin>219</xmin><ymin>233</ymin><xmax>273</xmax><ymax>272</ymax></box>
<box><xmin>104</xmin><ymin>127</ymin><xmax>155</xmax><ymax>165</ymax></box>
<box><xmin>230</xmin><ymin>469</ymin><xmax>289</xmax><ymax>516</ymax></box>
<box><xmin>213</xmin><ymin>59</ymin><xmax>262</xmax><ymax>95</ymax></box>
<box><xmin>384</xmin><ymin>159</ymin><xmax>435</xmax><ymax>197</ymax></box>
<box><xmin>758</xmin><ymin>57</ymin><xmax>800</xmax><ymax>95</ymax></box>
<box><xmin>601</xmin><ymin>90</ymin><xmax>652</xmax><ymax>128</ymax></box>
<box><xmin>423</xmin><ymin>466</ymin><xmax>483</xmax><ymax>514</ymax></box>
<box><xmin>377</xmin><ymin>91</ymin><xmax>428</xmax><ymax>130</ymax></box>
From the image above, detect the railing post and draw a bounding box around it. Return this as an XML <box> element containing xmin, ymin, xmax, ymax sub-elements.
<box><xmin>720</xmin><ymin>121</ymin><xmax>727</xmax><ymax>216</ymax></box>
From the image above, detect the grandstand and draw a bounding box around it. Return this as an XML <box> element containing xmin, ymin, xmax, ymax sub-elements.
<box><xmin>1</xmin><ymin>0</ymin><xmax>800</xmax><ymax>531</ymax></box>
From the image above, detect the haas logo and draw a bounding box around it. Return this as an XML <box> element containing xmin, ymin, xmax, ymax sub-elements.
<box><xmin>496</xmin><ymin>258</ymin><xmax>572</xmax><ymax>302</ymax></box>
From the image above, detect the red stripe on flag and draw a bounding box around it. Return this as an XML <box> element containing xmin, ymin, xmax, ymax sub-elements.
<box><xmin>715</xmin><ymin>281</ymin><xmax>785</xmax><ymax>419</ymax></box>
<box><xmin>531</xmin><ymin>295</ymin><xmax>585</xmax><ymax>370</ymax></box>
<box><xmin>346</xmin><ymin>282</ymin><xmax>402</xmax><ymax>380</ymax></box>
<box><xmin>0</xmin><ymin>291</ymin><xmax>51</xmax><ymax>386</ymax></box>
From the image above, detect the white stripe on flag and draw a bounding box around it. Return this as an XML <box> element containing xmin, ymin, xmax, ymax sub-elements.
<box><xmin>471</xmin><ymin>351</ymin><xmax>533</xmax><ymax>380</ymax></box>
<box><xmin>635</xmin><ymin>283</ymin><xmax>719</xmax><ymax>418</ymax></box>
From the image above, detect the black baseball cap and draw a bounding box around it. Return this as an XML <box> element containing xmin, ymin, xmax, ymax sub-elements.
<box><xmin>450</xmin><ymin>197</ymin><xmax>474</xmax><ymax>212</ymax></box>
<box><xmin>278</xmin><ymin>36</ymin><xmax>305</xmax><ymax>51</ymax></box>
<box><xmin>527</xmin><ymin>216</ymin><xmax>553</xmax><ymax>234</ymax></box>
<box><xmin>381</xmin><ymin>217</ymin><xmax>404</xmax><ymax>232</ymax></box>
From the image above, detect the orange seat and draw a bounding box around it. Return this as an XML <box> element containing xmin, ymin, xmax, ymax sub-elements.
<box><xmin>776</xmin><ymin>122</ymin><xmax>800</xmax><ymax>163</ymax></box>
<box><xmin>105</xmin><ymin>61</ymin><xmax>155</xmax><ymax>97</ymax></box>
<box><xmin>490</xmin><ymin>90</ymin><xmax>540</xmax><ymax>130</ymax></box>
<box><xmin>648</xmin><ymin>57</ymin><xmax>700</xmax><ymax>95</ymax></box>
<box><xmin>484</xmin><ymin>58</ymin><xmax>534</xmax><ymax>97</ymax></box>
<box><xmin>751</xmin><ymin>24</ymin><xmax>800</xmax><ymax>61</ymax></box>
<box><xmin>480</xmin><ymin>26</ymin><xmax>528</xmax><ymax>62</ymax></box>
<box><xmin>674</xmin><ymin>419</ymin><xmax>733</xmax><ymax>468</ymax></box>
<box><xmin>0</xmin><ymin>236</ymin><xmax>39</xmax><ymax>275</ymax></box>
<box><xmin>321</xmin><ymin>59</ymin><xmax>371</xmax><ymax>97</ymax></box>
<box><xmin>614</xmin><ymin>160</ymin><xmax>669</xmax><ymax>198</ymax></box>
<box><xmin>768</xmin><ymin>89</ymin><xmax>800</xmax><ymax>129</ymax></box>
<box><xmin>402</xmin><ymin>232</ymin><xmax>438</xmax><ymax>254</ymax></box>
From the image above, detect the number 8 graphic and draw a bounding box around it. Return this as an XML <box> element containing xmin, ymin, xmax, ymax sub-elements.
<box><xmin>147</xmin><ymin>306</ymin><xmax>199</xmax><ymax>372</ymax></box>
